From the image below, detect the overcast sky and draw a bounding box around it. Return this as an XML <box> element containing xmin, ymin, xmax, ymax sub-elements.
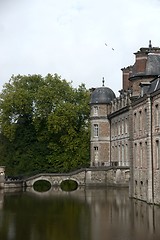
<box><xmin>0</xmin><ymin>0</ymin><xmax>160</xmax><ymax>95</ymax></box>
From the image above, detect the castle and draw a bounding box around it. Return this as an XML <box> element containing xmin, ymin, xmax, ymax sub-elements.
<box><xmin>90</xmin><ymin>41</ymin><xmax>160</xmax><ymax>205</ymax></box>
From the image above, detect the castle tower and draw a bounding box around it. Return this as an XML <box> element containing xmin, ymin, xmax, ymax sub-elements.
<box><xmin>90</xmin><ymin>80</ymin><xmax>116</xmax><ymax>167</ymax></box>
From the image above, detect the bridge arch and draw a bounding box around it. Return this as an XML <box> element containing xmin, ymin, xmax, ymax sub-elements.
<box><xmin>30</xmin><ymin>177</ymin><xmax>52</xmax><ymax>187</ymax></box>
<box><xmin>59</xmin><ymin>177</ymin><xmax>79</xmax><ymax>186</ymax></box>
<box><xmin>59</xmin><ymin>178</ymin><xmax>79</xmax><ymax>191</ymax></box>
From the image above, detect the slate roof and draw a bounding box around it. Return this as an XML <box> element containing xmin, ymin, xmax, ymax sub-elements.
<box><xmin>130</xmin><ymin>54</ymin><xmax>160</xmax><ymax>79</ymax></box>
<box><xmin>90</xmin><ymin>87</ymin><xmax>116</xmax><ymax>104</ymax></box>
<box><xmin>146</xmin><ymin>54</ymin><xmax>160</xmax><ymax>75</ymax></box>
<box><xmin>140</xmin><ymin>77</ymin><xmax>160</xmax><ymax>96</ymax></box>
<box><xmin>148</xmin><ymin>77</ymin><xmax>160</xmax><ymax>94</ymax></box>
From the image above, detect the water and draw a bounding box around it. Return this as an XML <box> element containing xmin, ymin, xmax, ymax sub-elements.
<box><xmin>0</xmin><ymin>187</ymin><xmax>160</xmax><ymax>240</ymax></box>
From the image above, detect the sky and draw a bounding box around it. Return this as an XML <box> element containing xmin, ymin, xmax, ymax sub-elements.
<box><xmin>0</xmin><ymin>0</ymin><xmax>160</xmax><ymax>95</ymax></box>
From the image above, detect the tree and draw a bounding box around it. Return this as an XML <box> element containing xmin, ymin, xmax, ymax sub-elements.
<box><xmin>0</xmin><ymin>74</ymin><xmax>90</xmax><ymax>176</ymax></box>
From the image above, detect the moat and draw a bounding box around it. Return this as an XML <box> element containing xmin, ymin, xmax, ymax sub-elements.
<box><xmin>0</xmin><ymin>187</ymin><xmax>160</xmax><ymax>240</ymax></box>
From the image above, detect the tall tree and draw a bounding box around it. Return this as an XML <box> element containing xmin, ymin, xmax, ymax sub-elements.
<box><xmin>0</xmin><ymin>74</ymin><xmax>90</xmax><ymax>176</ymax></box>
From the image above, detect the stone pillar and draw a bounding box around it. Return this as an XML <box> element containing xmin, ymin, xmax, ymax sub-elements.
<box><xmin>128</xmin><ymin>106</ymin><xmax>134</xmax><ymax>198</ymax></box>
<box><xmin>0</xmin><ymin>166</ymin><xmax>5</xmax><ymax>189</ymax></box>
<box><xmin>147</xmin><ymin>97</ymin><xmax>154</xmax><ymax>204</ymax></box>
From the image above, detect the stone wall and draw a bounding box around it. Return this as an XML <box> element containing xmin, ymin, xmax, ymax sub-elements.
<box><xmin>0</xmin><ymin>167</ymin><xmax>5</xmax><ymax>189</ymax></box>
<box><xmin>86</xmin><ymin>168</ymin><xmax>130</xmax><ymax>187</ymax></box>
<box><xmin>4</xmin><ymin>181</ymin><xmax>24</xmax><ymax>188</ymax></box>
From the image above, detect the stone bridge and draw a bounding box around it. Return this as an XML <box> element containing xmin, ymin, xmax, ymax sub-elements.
<box><xmin>25</xmin><ymin>167</ymin><xmax>130</xmax><ymax>188</ymax></box>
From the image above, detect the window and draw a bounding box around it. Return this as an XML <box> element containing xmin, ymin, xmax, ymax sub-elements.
<box><xmin>125</xmin><ymin>117</ymin><xmax>128</xmax><ymax>134</ymax></box>
<box><xmin>93</xmin><ymin>124</ymin><xmax>99</xmax><ymax>137</ymax></box>
<box><xmin>125</xmin><ymin>144</ymin><xmax>128</xmax><ymax>166</ymax></box>
<box><xmin>156</xmin><ymin>140</ymin><xmax>160</xmax><ymax>169</ymax></box>
<box><xmin>155</xmin><ymin>104</ymin><xmax>159</xmax><ymax>127</ymax></box>
<box><xmin>112</xmin><ymin>146</ymin><xmax>115</xmax><ymax>161</ymax></box>
<box><xmin>134</xmin><ymin>143</ymin><xmax>137</xmax><ymax>168</ymax></box>
<box><xmin>118</xmin><ymin>145</ymin><xmax>121</xmax><ymax>166</ymax></box>
<box><xmin>140</xmin><ymin>142</ymin><xmax>143</xmax><ymax>168</ymax></box>
<box><xmin>93</xmin><ymin>106</ymin><xmax>98</xmax><ymax>115</ymax></box>
<box><xmin>122</xmin><ymin>119</ymin><xmax>124</xmax><ymax>135</ymax></box>
<box><xmin>139</xmin><ymin>111</ymin><xmax>142</xmax><ymax>131</ymax></box>
<box><xmin>118</xmin><ymin>120</ymin><xmax>120</xmax><ymax>135</ymax></box>
<box><xmin>144</xmin><ymin>142</ymin><xmax>147</xmax><ymax>168</ymax></box>
<box><xmin>94</xmin><ymin>146</ymin><xmax>99</xmax><ymax>163</ymax></box>
<box><xmin>134</xmin><ymin>113</ymin><xmax>137</xmax><ymax>133</ymax></box>
<box><xmin>122</xmin><ymin>145</ymin><xmax>124</xmax><ymax>166</ymax></box>
<box><xmin>144</xmin><ymin>109</ymin><xmax>147</xmax><ymax>132</ymax></box>
<box><xmin>111</xmin><ymin>122</ymin><xmax>114</xmax><ymax>138</ymax></box>
<box><xmin>115</xmin><ymin>145</ymin><xmax>117</xmax><ymax>161</ymax></box>
<box><xmin>135</xmin><ymin>180</ymin><xmax>137</xmax><ymax>195</ymax></box>
<box><xmin>115</xmin><ymin>121</ymin><xmax>118</xmax><ymax>136</ymax></box>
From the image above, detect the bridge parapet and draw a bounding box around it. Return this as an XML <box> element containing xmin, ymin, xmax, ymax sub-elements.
<box><xmin>25</xmin><ymin>166</ymin><xmax>130</xmax><ymax>188</ymax></box>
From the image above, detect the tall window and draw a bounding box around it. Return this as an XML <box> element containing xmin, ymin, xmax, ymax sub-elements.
<box><xmin>155</xmin><ymin>104</ymin><xmax>159</xmax><ymax>127</ymax></box>
<box><xmin>115</xmin><ymin>121</ymin><xmax>118</xmax><ymax>136</ymax></box>
<box><xmin>140</xmin><ymin>142</ymin><xmax>143</xmax><ymax>168</ymax></box>
<box><xmin>125</xmin><ymin>117</ymin><xmax>128</xmax><ymax>134</ymax></box>
<box><xmin>112</xmin><ymin>146</ymin><xmax>115</xmax><ymax>161</ymax></box>
<box><xmin>118</xmin><ymin>120</ymin><xmax>120</xmax><ymax>135</ymax></box>
<box><xmin>134</xmin><ymin>143</ymin><xmax>137</xmax><ymax>168</ymax></box>
<box><xmin>122</xmin><ymin>144</ymin><xmax>124</xmax><ymax>166</ymax></box>
<box><xmin>115</xmin><ymin>145</ymin><xmax>117</xmax><ymax>163</ymax></box>
<box><xmin>94</xmin><ymin>146</ymin><xmax>99</xmax><ymax>163</ymax></box>
<box><xmin>134</xmin><ymin>112</ymin><xmax>137</xmax><ymax>133</ymax></box>
<box><xmin>144</xmin><ymin>109</ymin><xmax>147</xmax><ymax>132</ymax></box>
<box><xmin>93</xmin><ymin>124</ymin><xmax>99</xmax><ymax>137</ymax></box>
<box><xmin>139</xmin><ymin>111</ymin><xmax>142</xmax><ymax>131</ymax></box>
<box><xmin>122</xmin><ymin>119</ymin><xmax>124</xmax><ymax>135</ymax></box>
<box><xmin>125</xmin><ymin>144</ymin><xmax>128</xmax><ymax>166</ymax></box>
<box><xmin>156</xmin><ymin>140</ymin><xmax>160</xmax><ymax>169</ymax></box>
<box><xmin>144</xmin><ymin>141</ymin><xmax>147</xmax><ymax>168</ymax></box>
<box><xmin>111</xmin><ymin>122</ymin><xmax>114</xmax><ymax>139</ymax></box>
<box><xmin>118</xmin><ymin>145</ymin><xmax>121</xmax><ymax>166</ymax></box>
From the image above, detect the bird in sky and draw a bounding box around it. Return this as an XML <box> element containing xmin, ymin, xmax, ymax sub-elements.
<box><xmin>105</xmin><ymin>43</ymin><xmax>114</xmax><ymax>50</ymax></box>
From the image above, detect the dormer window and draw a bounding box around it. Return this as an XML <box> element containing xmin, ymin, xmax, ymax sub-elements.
<box><xmin>93</xmin><ymin>106</ymin><xmax>98</xmax><ymax>115</ymax></box>
<box><xmin>139</xmin><ymin>82</ymin><xmax>151</xmax><ymax>97</ymax></box>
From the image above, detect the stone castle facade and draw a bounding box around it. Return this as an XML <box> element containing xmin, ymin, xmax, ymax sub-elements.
<box><xmin>90</xmin><ymin>41</ymin><xmax>160</xmax><ymax>205</ymax></box>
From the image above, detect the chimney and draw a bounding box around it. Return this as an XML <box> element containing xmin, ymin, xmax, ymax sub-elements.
<box><xmin>121</xmin><ymin>66</ymin><xmax>132</xmax><ymax>91</ymax></box>
<box><xmin>133</xmin><ymin>40</ymin><xmax>160</xmax><ymax>75</ymax></box>
<box><xmin>134</xmin><ymin>48</ymin><xmax>148</xmax><ymax>74</ymax></box>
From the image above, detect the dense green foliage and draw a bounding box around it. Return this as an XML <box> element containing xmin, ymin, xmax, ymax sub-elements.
<box><xmin>0</xmin><ymin>74</ymin><xmax>90</xmax><ymax>176</ymax></box>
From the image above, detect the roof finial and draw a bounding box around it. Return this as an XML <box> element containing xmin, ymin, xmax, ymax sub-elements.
<box><xmin>102</xmin><ymin>77</ymin><xmax>105</xmax><ymax>87</ymax></box>
<box><xmin>149</xmin><ymin>40</ymin><xmax>152</xmax><ymax>49</ymax></box>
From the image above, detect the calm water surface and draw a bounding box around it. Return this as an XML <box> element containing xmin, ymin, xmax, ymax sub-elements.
<box><xmin>0</xmin><ymin>187</ymin><xmax>160</xmax><ymax>240</ymax></box>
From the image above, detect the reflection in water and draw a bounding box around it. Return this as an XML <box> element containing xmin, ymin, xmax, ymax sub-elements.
<box><xmin>0</xmin><ymin>187</ymin><xmax>160</xmax><ymax>240</ymax></box>
<box><xmin>0</xmin><ymin>190</ymin><xmax>4</xmax><ymax>209</ymax></box>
